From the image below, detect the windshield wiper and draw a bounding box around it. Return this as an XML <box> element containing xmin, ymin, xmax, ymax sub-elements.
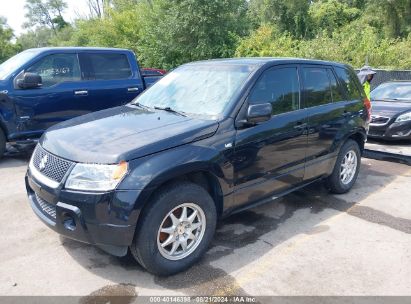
<box><xmin>132</xmin><ymin>102</ymin><xmax>152</xmax><ymax>109</ymax></box>
<box><xmin>154</xmin><ymin>106</ymin><xmax>187</xmax><ymax>117</ymax></box>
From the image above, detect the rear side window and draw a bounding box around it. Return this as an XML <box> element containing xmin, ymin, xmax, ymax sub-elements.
<box><xmin>327</xmin><ymin>69</ymin><xmax>344</xmax><ymax>102</ymax></box>
<box><xmin>80</xmin><ymin>53</ymin><xmax>131</xmax><ymax>80</ymax></box>
<box><xmin>26</xmin><ymin>53</ymin><xmax>81</xmax><ymax>87</ymax></box>
<box><xmin>302</xmin><ymin>67</ymin><xmax>332</xmax><ymax>107</ymax></box>
<box><xmin>334</xmin><ymin>67</ymin><xmax>363</xmax><ymax>100</ymax></box>
<box><xmin>248</xmin><ymin>67</ymin><xmax>300</xmax><ymax>115</ymax></box>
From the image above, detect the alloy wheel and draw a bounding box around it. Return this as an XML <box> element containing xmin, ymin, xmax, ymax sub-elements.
<box><xmin>157</xmin><ymin>203</ymin><xmax>206</xmax><ymax>261</ymax></box>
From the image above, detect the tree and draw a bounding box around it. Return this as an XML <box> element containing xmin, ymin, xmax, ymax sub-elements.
<box><xmin>0</xmin><ymin>17</ymin><xmax>20</xmax><ymax>63</ymax></box>
<box><xmin>16</xmin><ymin>27</ymin><xmax>55</xmax><ymax>49</ymax></box>
<box><xmin>248</xmin><ymin>0</ymin><xmax>312</xmax><ymax>38</ymax></box>
<box><xmin>24</xmin><ymin>0</ymin><xmax>68</xmax><ymax>34</ymax></box>
<box><xmin>309</xmin><ymin>0</ymin><xmax>361</xmax><ymax>36</ymax></box>
<box><xmin>86</xmin><ymin>0</ymin><xmax>114</xmax><ymax>19</ymax></box>
<box><xmin>136</xmin><ymin>0</ymin><xmax>249</xmax><ymax>69</ymax></box>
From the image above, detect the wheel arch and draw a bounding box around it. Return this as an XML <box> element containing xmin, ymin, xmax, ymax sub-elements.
<box><xmin>347</xmin><ymin>130</ymin><xmax>366</xmax><ymax>154</ymax></box>
<box><xmin>129</xmin><ymin>159</ymin><xmax>227</xmax><ymax>238</ymax></box>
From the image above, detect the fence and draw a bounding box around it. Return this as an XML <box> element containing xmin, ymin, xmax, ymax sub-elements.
<box><xmin>355</xmin><ymin>69</ymin><xmax>411</xmax><ymax>90</ymax></box>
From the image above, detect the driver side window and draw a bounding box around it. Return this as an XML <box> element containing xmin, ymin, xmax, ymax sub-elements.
<box><xmin>26</xmin><ymin>54</ymin><xmax>81</xmax><ymax>87</ymax></box>
<box><xmin>248</xmin><ymin>67</ymin><xmax>300</xmax><ymax>115</ymax></box>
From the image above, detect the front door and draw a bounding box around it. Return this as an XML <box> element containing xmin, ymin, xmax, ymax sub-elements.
<box><xmin>231</xmin><ymin>66</ymin><xmax>308</xmax><ymax>210</ymax></box>
<box><xmin>11</xmin><ymin>53</ymin><xmax>90</xmax><ymax>138</ymax></box>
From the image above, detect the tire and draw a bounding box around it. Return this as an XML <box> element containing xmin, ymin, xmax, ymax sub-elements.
<box><xmin>130</xmin><ymin>182</ymin><xmax>217</xmax><ymax>276</ymax></box>
<box><xmin>0</xmin><ymin>130</ymin><xmax>6</xmax><ymax>159</ymax></box>
<box><xmin>325</xmin><ymin>139</ymin><xmax>361</xmax><ymax>194</ymax></box>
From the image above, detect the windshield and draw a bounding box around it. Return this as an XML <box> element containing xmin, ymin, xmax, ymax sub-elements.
<box><xmin>0</xmin><ymin>49</ymin><xmax>40</xmax><ymax>80</ymax></box>
<box><xmin>134</xmin><ymin>64</ymin><xmax>255</xmax><ymax>117</ymax></box>
<box><xmin>371</xmin><ymin>82</ymin><xmax>411</xmax><ymax>102</ymax></box>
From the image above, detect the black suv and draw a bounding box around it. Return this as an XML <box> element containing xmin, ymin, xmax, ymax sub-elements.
<box><xmin>26</xmin><ymin>58</ymin><xmax>370</xmax><ymax>275</ymax></box>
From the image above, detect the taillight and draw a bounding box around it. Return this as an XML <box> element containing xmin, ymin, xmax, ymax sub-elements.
<box><xmin>364</xmin><ymin>97</ymin><xmax>371</xmax><ymax>121</ymax></box>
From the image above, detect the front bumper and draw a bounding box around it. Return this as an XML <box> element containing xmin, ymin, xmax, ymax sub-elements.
<box><xmin>25</xmin><ymin>169</ymin><xmax>141</xmax><ymax>256</ymax></box>
<box><xmin>368</xmin><ymin>120</ymin><xmax>411</xmax><ymax>140</ymax></box>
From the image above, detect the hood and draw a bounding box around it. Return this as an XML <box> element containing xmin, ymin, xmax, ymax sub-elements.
<box><xmin>41</xmin><ymin>105</ymin><xmax>219</xmax><ymax>163</ymax></box>
<box><xmin>371</xmin><ymin>101</ymin><xmax>411</xmax><ymax>119</ymax></box>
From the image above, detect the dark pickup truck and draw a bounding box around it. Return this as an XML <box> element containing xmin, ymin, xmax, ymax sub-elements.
<box><xmin>0</xmin><ymin>47</ymin><xmax>162</xmax><ymax>158</ymax></box>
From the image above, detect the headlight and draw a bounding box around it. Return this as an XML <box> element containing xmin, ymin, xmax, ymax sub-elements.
<box><xmin>396</xmin><ymin>112</ymin><xmax>411</xmax><ymax>122</ymax></box>
<box><xmin>65</xmin><ymin>162</ymin><xmax>128</xmax><ymax>191</ymax></box>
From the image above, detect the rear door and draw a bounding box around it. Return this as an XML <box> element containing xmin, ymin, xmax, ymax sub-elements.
<box><xmin>78</xmin><ymin>52</ymin><xmax>144</xmax><ymax>111</ymax></box>
<box><xmin>232</xmin><ymin>65</ymin><xmax>308</xmax><ymax>209</ymax></box>
<box><xmin>11</xmin><ymin>52</ymin><xmax>88</xmax><ymax>137</ymax></box>
<box><xmin>334</xmin><ymin>66</ymin><xmax>367</xmax><ymax>127</ymax></box>
<box><xmin>302</xmin><ymin>65</ymin><xmax>347</xmax><ymax>180</ymax></box>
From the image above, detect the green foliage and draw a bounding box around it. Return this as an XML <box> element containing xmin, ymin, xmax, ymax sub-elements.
<box><xmin>136</xmin><ymin>0</ymin><xmax>249</xmax><ymax>69</ymax></box>
<box><xmin>7</xmin><ymin>0</ymin><xmax>411</xmax><ymax>69</ymax></box>
<box><xmin>309</xmin><ymin>0</ymin><xmax>361</xmax><ymax>36</ymax></box>
<box><xmin>236</xmin><ymin>19</ymin><xmax>411</xmax><ymax>69</ymax></box>
<box><xmin>0</xmin><ymin>17</ymin><xmax>20</xmax><ymax>63</ymax></box>
<box><xmin>24</xmin><ymin>0</ymin><xmax>68</xmax><ymax>34</ymax></box>
<box><xmin>248</xmin><ymin>0</ymin><xmax>312</xmax><ymax>38</ymax></box>
<box><xmin>16</xmin><ymin>27</ymin><xmax>55</xmax><ymax>49</ymax></box>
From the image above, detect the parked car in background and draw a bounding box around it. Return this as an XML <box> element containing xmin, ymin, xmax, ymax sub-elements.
<box><xmin>0</xmin><ymin>47</ymin><xmax>163</xmax><ymax>158</ymax></box>
<box><xmin>369</xmin><ymin>81</ymin><xmax>411</xmax><ymax>140</ymax></box>
<box><xmin>25</xmin><ymin>58</ymin><xmax>369</xmax><ymax>275</ymax></box>
<box><xmin>141</xmin><ymin>68</ymin><xmax>167</xmax><ymax>88</ymax></box>
<box><xmin>141</xmin><ymin>68</ymin><xmax>167</xmax><ymax>76</ymax></box>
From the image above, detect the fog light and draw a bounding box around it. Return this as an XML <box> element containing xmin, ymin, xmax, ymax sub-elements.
<box><xmin>63</xmin><ymin>214</ymin><xmax>76</xmax><ymax>231</ymax></box>
<box><xmin>393</xmin><ymin>130</ymin><xmax>411</xmax><ymax>137</ymax></box>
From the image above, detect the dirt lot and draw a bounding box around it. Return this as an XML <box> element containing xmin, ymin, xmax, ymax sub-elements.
<box><xmin>0</xmin><ymin>153</ymin><xmax>411</xmax><ymax>298</ymax></box>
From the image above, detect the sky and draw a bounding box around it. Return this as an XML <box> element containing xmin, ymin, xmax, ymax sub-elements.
<box><xmin>0</xmin><ymin>0</ymin><xmax>90</xmax><ymax>36</ymax></box>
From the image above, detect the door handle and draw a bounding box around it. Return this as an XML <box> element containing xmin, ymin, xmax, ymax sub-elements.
<box><xmin>342</xmin><ymin>111</ymin><xmax>352</xmax><ymax>117</ymax></box>
<box><xmin>74</xmin><ymin>90</ymin><xmax>88</xmax><ymax>96</ymax></box>
<box><xmin>127</xmin><ymin>87</ymin><xmax>139</xmax><ymax>92</ymax></box>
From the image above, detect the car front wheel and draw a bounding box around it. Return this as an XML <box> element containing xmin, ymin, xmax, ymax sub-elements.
<box><xmin>130</xmin><ymin>182</ymin><xmax>217</xmax><ymax>276</ymax></box>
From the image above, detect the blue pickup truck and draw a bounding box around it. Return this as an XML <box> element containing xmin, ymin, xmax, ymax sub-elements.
<box><xmin>0</xmin><ymin>47</ymin><xmax>162</xmax><ymax>158</ymax></box>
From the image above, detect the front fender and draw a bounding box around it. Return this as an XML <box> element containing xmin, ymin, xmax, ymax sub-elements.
<box><xmin>120</xmin><ymin>143</ymin><xmax>233</xmax><ymax>187</ymax></box>
<box><xmin>118</xmin><ymin>140</ymin><xmax>235</xmax><ymax>215</ymax></box>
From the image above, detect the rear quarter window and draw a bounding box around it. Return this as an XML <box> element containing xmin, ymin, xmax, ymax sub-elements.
<box><xmin>334</xmin><ymin>67</ymin><xmax>363</xmax><ymax>100</ymax></box>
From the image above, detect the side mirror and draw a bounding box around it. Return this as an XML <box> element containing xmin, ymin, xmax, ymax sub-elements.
<box><xmin>246</xmin><ymin>103</ymin><xmax>272</xmax><ymax>124</ymax></box>
<box><xmin>17</xmin><ymin>72</ymin><xmax>42</xmax><ymax>89</ymax></box>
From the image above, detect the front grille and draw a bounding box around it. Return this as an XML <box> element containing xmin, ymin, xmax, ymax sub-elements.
<box><xmin>35</xmin><ymin>193</ymin><xmax>56</xmax><ymax>220</ymax></box>
<box><xmin>32</xmin><ymin>145</ymin><xmax>74</xmax><ymax>183</ymax></box>
<box><xmin>370</xmin><ymin>115</ymin><xmax>390</xmax><ymax>125</ymax></box>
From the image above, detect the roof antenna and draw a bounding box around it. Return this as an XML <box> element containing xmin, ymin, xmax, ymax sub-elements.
<box><xmin>365</xmin><ymin>54</ymin><xmax>369</xmax><ymax>66</ymax></box>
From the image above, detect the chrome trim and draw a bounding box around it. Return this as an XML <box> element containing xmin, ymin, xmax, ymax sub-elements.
<box><xmin>29</xmin><ymin>194</ymin><xmax>56</xmax><ymax>227</ymax></box>
<box><xmin>369</xmin><ymin>115</ymin><xmax>390</xmax><ymax>126</ymax></box>
<box><xmin>29</xmin><ymin>160</ymin><xmax>60</xmax><ymax>189</ymax></box>
<box><xmin>35</xmin><ymin>193</ymin><xmax>56</xmax><ymax>219</ymax></box>
<box><xmin>74</xmin><ymin>90</ymin><xmax>88</xmax><ymax>95</ymax></box>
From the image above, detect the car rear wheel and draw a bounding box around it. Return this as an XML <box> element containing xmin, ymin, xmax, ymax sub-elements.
<box><xmin>325</xmin><ymin>139</ymin><xmax>361</xmax><ymax>194</ymax></box>
<box><xmin>0</xmin><ymin>130</ymin><xmax>6</xmax><ymax>159</ymax></box>
<box><xmin>130</xmin><ymin>182</ymin><xmax>217</xmax><ymax>276</ymax></box>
